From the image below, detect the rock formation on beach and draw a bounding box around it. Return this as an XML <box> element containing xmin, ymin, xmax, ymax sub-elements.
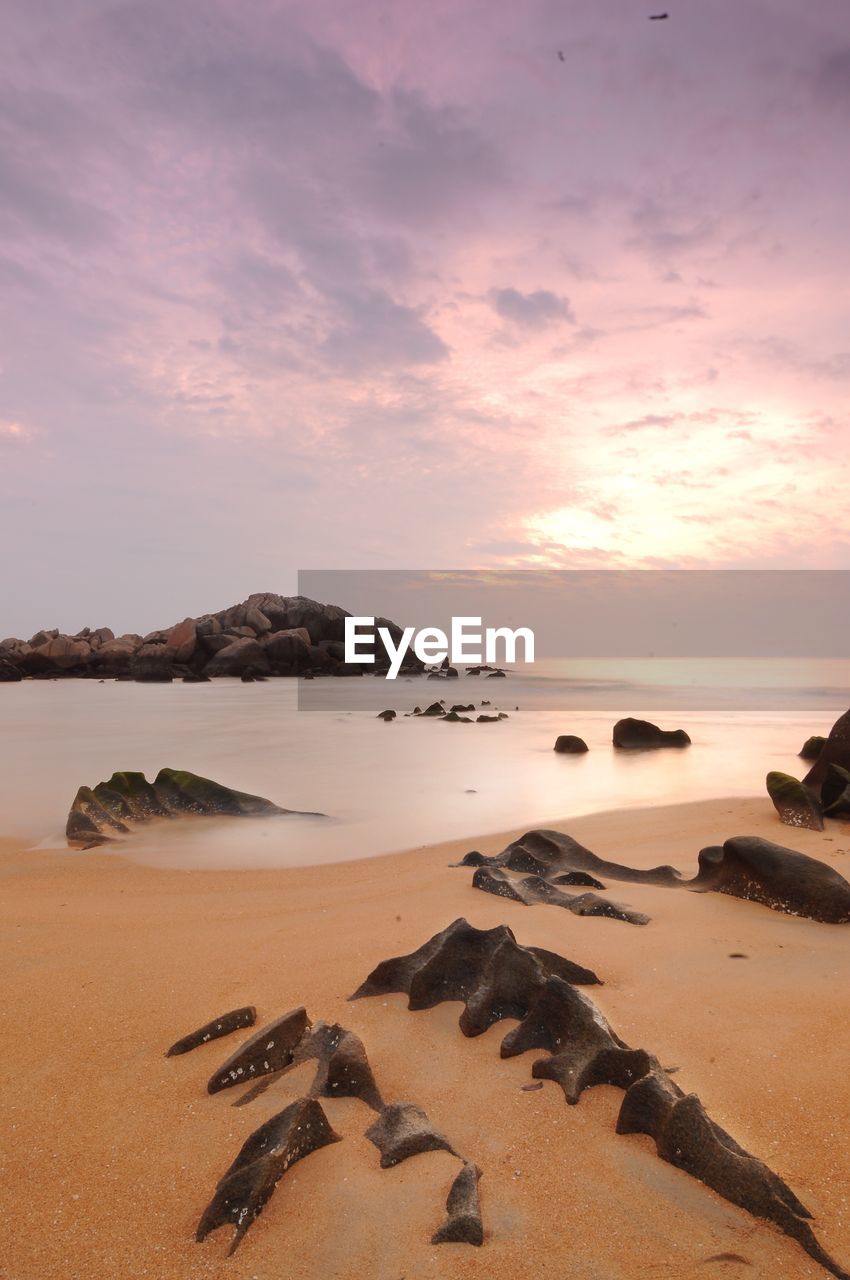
<box><xmin>0</xmin><ymin>593</ymin><xmax>421</xmax><ymax>682</ymax></box>
<box><xmin>170</xmin><ymin>999</ymin><xmax>482</xmax><ymax>1255</ymax></box>
<box><xmin>65</xmin><ymin>767</ymin><xmax>314</xmax><ymax>848</ymax></box>
<box><xmin>457</xmin><ymin>827</ymin><xmax>850</xmax><ymax>923</ymax></box>
<box><xmin>765</xmin><ymin>770</ymin><xmax>824</xmax><ymax>830</ymax></box>
<box><xmin>352</xmin><ymin>919</ymin><xmax>849</xmax><ymax>1280</ymax></box>
<box><xmin>165</xmin><ymin>1007</ymin><xmax>256</xmax><ymax>1058</ymax></box>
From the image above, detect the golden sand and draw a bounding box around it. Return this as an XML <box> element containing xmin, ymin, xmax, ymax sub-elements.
<box><xmin>1</xmin><ymin>796</ymin><xmax>848</xmax><ymax>1279</ymax></box>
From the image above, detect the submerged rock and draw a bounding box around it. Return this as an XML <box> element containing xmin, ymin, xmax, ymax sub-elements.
<box><xmin>800</xmin><ymin>735</ymin><xmax>827</xmax><ymax>761</ymax></box>
<box><xmin>613</xmin><ymin>717</ymin><xmax>690</xmax><ymax>749</ymax></box>
<box><xmin>65</xmin><ymin>767</ymin><xmax>306</xmax><ymax>848</ymax></box>
<box><xmin>766</xmin><ymin>771</ymin><xmax>824</xmax><ymax>830</ymax></box>
<box><xmin>554</xmin><ymin>735</ymin><xmax>589</xmax><ymax>753</ymax></box>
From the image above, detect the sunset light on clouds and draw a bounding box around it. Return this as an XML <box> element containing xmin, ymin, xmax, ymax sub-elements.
<box><xmin>1</xmin><ymin>0</ymin><xmax>849</xmax><ymax>632</ymax></box>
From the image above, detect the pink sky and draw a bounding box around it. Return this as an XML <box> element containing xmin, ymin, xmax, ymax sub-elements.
<box><xmin>1</xmin><ymin>0</ymin><xmax>849</xmax><ymax>634</ymax></box>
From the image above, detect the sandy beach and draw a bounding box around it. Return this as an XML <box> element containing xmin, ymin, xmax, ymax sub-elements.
<box><xmin>2</xmin><ymin>795</ymin><xmax>848</xmax><ymax>1280</ymax></box>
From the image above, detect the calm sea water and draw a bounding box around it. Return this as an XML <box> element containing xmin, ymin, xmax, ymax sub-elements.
<box><xmin>0</xmin><ymin>658</ymin><xmax>846</xmax><ymax>868</ymax></box>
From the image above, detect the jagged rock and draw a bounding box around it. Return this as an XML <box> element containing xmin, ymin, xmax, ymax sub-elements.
<box><xmin>365</xmin><ymin>1102</ymin><xmax>458</xmax><ymax>1167</ymax></box>
<box><xmin>472</xmin><ymin>867</ymin><xmax>649</xmax><ymax>925</ymax></box>
<box><xmin>554</xmin><ymin>735</ymin><xmax>589</xmax><ymax>753</ymax></box>
<box><xmin>66</xmin><ymin>768</ymin><xmax>295</xmax><ymax>848</ymax></box>
<box><xmin>617</xmin><ymin>1071</ymin><xmax>850</xmax><ymax>1280</ymax></box>
<box><xmin>419</xmin><ymin>702</ymin><xmax>446</xmax><ymax>717</ymax></box>
<box><xmin>207</xmin><ymin>1007</ymin><xmax>311</xmax><ymax>1094</ymax></box>
<box><xmin>766</xmin><ymin>771</ymin><xmax>823</xmax><ymax>830</ymax></box>
<box><xmin>613</xmin><ymin>717</ymin><xmax>690</xmax><ymax>748</ymax></box>
<box><xmin>450</xmin><ymin>704</ymin><xmax>476</xmax><ymax>713</ymax></box>
<box><xmin>804</xmin><ymin>708</ymin><xmax>850</xmax><ymax>793</ymax></box>
<box><xmin>292</xmin><ymin>1022</ymin><xmax>383</xmax><ymax>1111</ymax></box>
<box><xmin>349</xmin><ymin>919</ymin><xmax>600</xmax><ymax>1030</ymax></box>
<box><xmin>377</xmin><ymin>709</ymin><xmax>396</xmax><ymax>721</ymax></box>
<box><xmin>432</xmin><ymin>1162</ymin><xmax>483</xmax><ymax>1245</ymax></box>
<box><xmin>166</xmin><ymin>1007</ymin><xmax>256</xmax><ymax>1057</ymax></box>
<box><xmin>196</xmin><ymin>1097</ymin><xmax>340</xmax><ymax>1254</ymax></box>
<box><xmin>444</xmin><ymin>710</ymin><xmax>472</xmax><ymax>722</ymax></box>
<box><xmin>800</xmin><ymin>735</ymin><xmax>827</xmax><ymax>761</ymax></box>
<box><xmin>203</xmin><ymin>637</ymin><xmax>269</xmax><ymax>678</ymax></box>
<box><xmin>0</xmin><ymin>658</ymin><xmax>22</xmax><ymax>682</ymax></box>
<box><xmin>455</xmin><ymin>828</ymin><xmax>682</xmax><ymax>886</ymax></box>
<box><xmin>691</xmin><ymin>836</ymin><xmax>850</xmax><ymax>923</ymax></box>
<box><xmin>822</xmin><ymin>764</ymin><xmax>850</xmax><ymax>819</ymax></box>
<box><xmin>244</xmin><ymin>605</ymin><xmax>272</xmax><ymax>634</ymax></box>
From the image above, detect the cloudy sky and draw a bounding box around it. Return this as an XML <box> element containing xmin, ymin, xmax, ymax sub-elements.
<box><xmin>1</xmin><ymin>0</ymin><xmax>848</xmax><ymax>634</ymax></box>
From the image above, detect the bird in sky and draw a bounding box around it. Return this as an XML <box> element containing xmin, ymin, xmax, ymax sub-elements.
<box><xmin>557</xmin><ymin>49</ymin><xmax>565</xmax><ymax>61</ymax></box>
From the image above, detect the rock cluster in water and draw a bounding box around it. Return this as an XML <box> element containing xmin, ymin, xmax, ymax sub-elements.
<box><xmin>0</xmin><ymin>593</ymin><xmax>421</xmax><ymax>682</ymax></box>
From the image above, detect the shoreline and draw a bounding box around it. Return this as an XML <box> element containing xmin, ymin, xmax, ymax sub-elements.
<box><xmin>2</xmin><ymin>796</ymin><xmax>848</xmax><ymax>1278</ymax></box>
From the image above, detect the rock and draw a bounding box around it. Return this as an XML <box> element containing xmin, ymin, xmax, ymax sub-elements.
<box><xmin>692</xmin><ymin>835</ymin><xmax>850</xmax><ymax>923</ymax></box>
<box><xmin>0</xmin><ymin>658</ymin><xmax>22</xmax><ymax>682</ymax></box>
<box><xmin>130</xmin><ymin>644</ymin><xmax>173</xmax><ymax>683</ymax></box>
<box><xmin>443</xmin><ymin>711</ymin><xmax>472</xmax><ymax>722</ymax></box>
<box><xmin>822</xmin><ymin>764</ymin><xmax>850</xmax><ymax>819</ymax></box>
<box><xmin>554</xmin><ymin>735</ymin><xmax>588</xmax><ymax>753</ymax></box>
<box><xmin>450</xmin><ymin>704</ymin><xmax>476</xmax><ymax>713</ymax></box>
<box><xmin>613</xmin><ymin>717</ymin><xmax>690</xmax><ymax>749</ymax></box>
<box><xmin>432</xmin><ymin>1162</ymin><xmax>483</xmax><ymax>1245</ymax></box>
<box><xmin>94</xmin><ymin>639</ymin><xmax>137</xmax><ymax>673</ymax></box>
<box><xmin>207</xmin><ymin>1007</ymin><xmax>311</xmax><ymax>1094</ymax></box>
<box><xmin>377</xmin><ymin>709</ymin><xmax>396</xmax><ymax>721</ymax></box>
<box><xmin>365</xmin><ymin>1102</ymin><xmax>458</xmax><ymax>1168</ymax></box>
<box><xmin>445</xmin><ymin>666</ymin><xmax>459</xmax><ymax>678</ymax></box>
<box><xmin>166</xmin><ymin>1007</ymin><xmax>257</xmax><ymax>1057</ymax></box>
<box><xmin>182</xmin><ymin>671</ymin><xmax>211</xmax><ymax>683</ymax></box>
<box><xmin>244</xmin><ymin>605</ymin><xmax>272</xmax><ymax>634</ymax></box>
<box><xmin>203</xmin><ymin>638</ymin><xmax>269</xmax><ymax>678</ymax></box>
<box><xmin>261</xmin><ymin>629</ymin><xmax>311</xmax><ymax>673</ymax></box>
<box><xmin>65</xmin><ymin>767</ymin><xmax>297</xmax><ymax>848</ymax></box>
<box><xmin>196</xmin><ymin>1097</ymin><xmax>340</xmax><ymax>1254</ymax></box>
<box><xmin>804</xmin><ymin>708</ymin><xmax>850</xmax><ymax>793</ymax></box>
<box><xmin>166</xmin><ymin>617</ymin><xmax>197</xmax><ymax>663</ymax></box>
<box><xmin>291</xmin><ymin>1021</ymin><xmax>384</xmax><ymax>1111</ymax></box>
<box><xmin>419</xmin><ymin>702</ymin><xmax>446</xmax><ymax>717</ymax></box>
<box><xmin>471</xmin><ymin>866</ymin><xmax>649</xmax><ymax>925</ymax></box>
<box><xmin>452</xmin><ymin>828</ymin><xmax>683</xmax><ymax>885</ymax></box>
<box><xmin>766</xmin><ymin>771</ymin><xmax>823</xmax><ymax>830</ymax></box>
<box><xmin>476</xmin><ymin>714</ymin><xmax>502</xmax><ymax>723</ymax></box>
<box><xmin>35</xmin><ymin>635</ymin><xmax>92</xmax><ymax>670</ymax></box>
<box><xmin>196</xmin><ymin>616</ymin><xmax>222</xmax><ymax>637</ymax></box>
<box><xmin>89</xmin><ymin>627</ymin><xmax>115</xmax><ymax>648</ymax></box>
<box><xmin>800</xmin><ymin>735</ymin><xmax>827</xmax><ymax>761</ymax></box>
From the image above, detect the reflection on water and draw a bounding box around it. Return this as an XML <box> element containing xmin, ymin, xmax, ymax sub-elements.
<box><xmin>0</xmin><ymin>659</ymin><xmax>846</xmax><ymax>869</ymax></box>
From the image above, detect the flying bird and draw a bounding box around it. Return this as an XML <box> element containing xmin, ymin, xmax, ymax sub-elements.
<box><xmin>557</xmin><ymin>49</ymin><xmax>565</xmax><ymax>61</ymax></box>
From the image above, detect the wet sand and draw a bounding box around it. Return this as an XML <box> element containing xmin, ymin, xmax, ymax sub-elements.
<box><xmin>1</xmin><ymin>796</ymin><xmax>848</xmax><ymax>1279</ymax></box>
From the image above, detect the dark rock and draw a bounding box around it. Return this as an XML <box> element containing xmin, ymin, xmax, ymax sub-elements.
<box><xmin>261</xmin><ymin>629</ymin><xmax>311</xmax><ymax>673</ymax></box>
<box><xmin>207</xmin><ymin>1007</ymin><xmax>311</xmax><ymax>1094</ymax></box>
<box><xmin>617</xmin><ymin>1071</ymin><xmax>850</xmax><ymax>1280</ymax></box>
<box><xmin>0</xmin><ymin>658</ymin><xmax>22</xmax><ymax>682</ymax></box>
<box><xmin>420</xmin><ymin>702</ymin><xmax>446</xmax><ymax>717</ymax></box>
<box><xmin>800</xmin><ymin>735</ymin><xmax>827</xmax><ymax>761</ymax></box>
<box><xmin>365</xmin><ymin>1102</ymin><xmax>457</xmax><ymax>1168</ymax></box>
<box><xmin>65</xmin><ymin>768</ymin><xmax>297</xmax><ymax>848</ymax></box>
<box><xmin>487</xmin><ymin>670</ymin><xmax>506</xmax><ymax>678</ymax></box>
<box><xmin>766</xmin><ymin>771</ymin><xmax>823</xmax><ymax>830</ymax></box>
<box><xmin>130</xmin><ymin>644</ymin><xmax>173</xmax><ymax>683</ymax></box>
<box><xmin>551</xmin><ymin>871</ymin><xmax>606</xmax><ymax>888</ymax></box>
<box><xmin>554</xmin><ymin>735</ymin><xmax>589</xmax><ymax>753</ymax></box>
<box><xmin>691</xmin><ymin>835</ymin><xmax>850</xmax><ymax>923</ymax></box>
<box><xmin>444</xmin><ymin>710</ymin><xmax>472</xmax><ymax>722</ymax></box>
<box><xmin>450</xmin><ymin>704</ymin><xmax>476</xmax><ymax>713</ymax></box>
<box><xmin>822</xmin><ymin>764</ymin><xmax>850</xmax><ymax>818</ymax></box>
<box><xmin>476</xmin><ymin>714</ymin><xmax>502</xmax><ymax>723</ymax></box>
<box><xmin>196</xmin><ymin>1097</ymin><xmax>340</xmax><ymax>1254</ymax></box>
<box><xmin>455</xmin><ymin>828</ymin><xmax>682</xmax><ymax>886</ymax></box>
<box><xmin>445</xmin><ymin>666</ymin><xmax>459</xmax><ymax>678</ymax></box>
<box><xmin>613</xmin><ymin>717</ymin><xmax>690</xmax><ymax>749</ymax></box>
<box><xmin>166</xmin><ymin>1007</ymin><xmax>256</xmax><ymax>1057</ymax></box>
<box><xmin>290</xmin><ymin>1021</ymin><xmax>383</xmax><ymax>1111</ymax></box>
<box><xmin>377</xmin><ymin>709</ymin><xmax>396</xmax><ymax>721</ymax></box>
<box><xmin>472</xmin><ymin>867</ymin><xmax>649</xmax><ymax>925</ymax></box>
<box><xmin>182</xmin><ymin>671</ymin><xmax>211</xmax><ymax>683</ymax></box>
<box><xmin>803</xmin><ymin>707</ymin><xmax>850</xmax><ymax>793</ymax></box>
<box><xmin>204</xmin><ymin>638</ymin><xmax>269</xmax><ymax>678</ymax></box>
<box><xmin>432</xmin><ymin>1162</ymin><xmax>483</xmax><ymax>1246</ymax></box>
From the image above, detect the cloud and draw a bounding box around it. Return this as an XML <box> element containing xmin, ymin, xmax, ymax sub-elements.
<box><xmin>488</xmin><ymin>287</ymin><xmax>575</xmax><ymax>329</ymax></box>
<box><xmin>320</xmin><ymin>290</ymin><xmax>449</xmax><ymax>371</ymax></box>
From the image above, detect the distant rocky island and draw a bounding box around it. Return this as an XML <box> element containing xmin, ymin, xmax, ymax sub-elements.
<box><xmin>0</xmin><ymin>592</ymin><xmax>417</xmax><ymax>683</ymax></box>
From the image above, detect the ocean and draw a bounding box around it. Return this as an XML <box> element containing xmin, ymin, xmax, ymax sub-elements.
<box><xmin>1</xmin><ymin>657</ymin><xmax>846</xmax><ymax>868</ymax></box>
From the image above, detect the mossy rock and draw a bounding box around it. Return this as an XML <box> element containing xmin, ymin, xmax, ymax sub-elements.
<box><xmin>766</xmin><ymin>770</ymin><xmax>824</xmax><ymax>831</ymax></box>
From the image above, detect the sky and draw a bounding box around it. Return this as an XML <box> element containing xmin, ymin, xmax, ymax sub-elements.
<box><xmin>1</xmin><ymin>0</ymin><xmax>849</xmax><ymax>635</ymax></box>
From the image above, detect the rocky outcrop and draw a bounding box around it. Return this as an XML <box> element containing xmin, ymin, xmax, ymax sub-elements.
<box><xmin>766</xmin><ymin>771</ymin><xmax>824</xmax><ymax>830</ymax></box>
<box><xmin>455</xmin><ymin>828</ymin><xmax>683</xmax><ymax>886</ymax></box>
<box><xmin>353</xmin><ymin>920</ymin><xmax>849</xmax><ymax>1280</ymax></box>
<box><xmin>554</xmin><ymin>734</ymin><xmax>589</xmax><ymax>753</ymax></box>
<box><xmin>471</xmin><ymin>865</ymin><xmax>650</xmax><ymax>925</ymax></box>
<box><xmin>800</xmin><ymin>735</ymin><xmax>827</xmax><ymax>761</ymax></box>
<box><xmin>0</xmin><ymin>593</ymin><xmax>421</xmax><ymax>682</ymax></box>
<box><xmin>613</xmin><ymin>717</ymin><xmax>691</xmax><ymax>749</ymax></box>
<box><xmin>207</xmin><ymin>1007</ymin><xmax>311</xmax><ymax>1094</ymax></box>
<box><xmin>691</xmin><ymin>836</ymin><xmax>850</xmax><ymax>923</ymax></box>
<box><xmin>822</xmin><ymin>764</ymin><xmax>850</xmax><ymax>819</ymax></box>
<box><xmin>803</xmin><ymin>708</ymin><xmax>850</xmax><ymax>791</ymax></box>
<box><xmin>65</xmin><ymin>768</ymin><xmax>307</xmax><ymax>848</ymax></box>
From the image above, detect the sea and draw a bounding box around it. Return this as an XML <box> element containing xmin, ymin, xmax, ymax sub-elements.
<box><xmin>1</xmin><ymin>657</ymin><xmax>846</xmax><ymax>869</ymax></box>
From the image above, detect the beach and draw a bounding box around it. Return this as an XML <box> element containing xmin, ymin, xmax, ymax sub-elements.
<box><xmin>2</xmin><ymin>795</ymin><xmax>848</xmax><ymax>1280</ymax></box>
